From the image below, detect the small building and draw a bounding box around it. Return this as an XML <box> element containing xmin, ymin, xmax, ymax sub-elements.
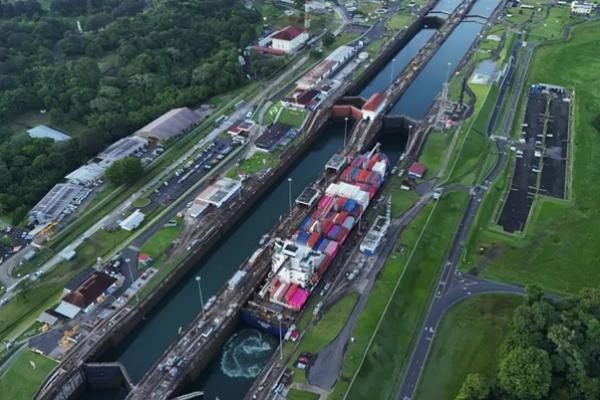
<box><xmin>408</xmin><ymin>162</ymin><xmax>427</xmax><ymax>179</ymax></box>
<box><xmin>570</xmin><ymin>0</ymin><xmax>593</xmax><ymax>14</ymax></box>
<box><xmin>27</xmin><ymin>125</ymin><xmax>71</xmax><ymax>142</ymax></box>
<box><xmin>255</xmin><ymin>123</ymin><xmax>295</xmax><ymax>152</ymax></box>
<box><xmin>136</xmin><ymin>107</ymin><xmax>201</xmax><ymax>144</ymax></box>
<box><xmin>326</xmin><ymin>45</ymin><xmax>356</xmax><ymax>65</ymax></box>
<box><xmin>97</xmin><ymin>136</ymin><xmax>148</xmax><ymax>168</ymax></box>
<box><xmin>188</xmin><ymin>201</ymin><xmax>209</xmax><ymax>219</ymax></box>
<box><xmin>296</xmin><ymin>59</ymin><xmax>339</xmax><ymax>90</ymax></box>
<box><xmin>362</xmin><ymin>92</ymin><xmax>386</xmax><ymax>121</ymax></box>
<box><xmin>227</xmin><ymin>120</ymin><xmax>255</xmax><ymax>140</ymax></box>
<box><xmin>196</xmin><ymin>178</ymin><xmax>241</xmax><ymax>208</ymax></box>
<box><xmin>119</xmin><ymin>210</ymin><xmax>145</xmax><ymax>231</ymax></box>
<box><xmin>65</xmin><ymin>163</ymin><xmax>106</xmax><ymax>186</ymax></box>
<box><xmin>28</xmin><ymin>183</ymin><xmax>85</xmax><ymax>225</ymax></box>
<box><xmin>54</xmin><ymin>271</ymin><xmax>117</xmax><ymax>318</ymax></box>
<box><xmin>138</xmin><ymin>253</ymin><xmax>152</xmax><ymax>265</ymax></box>
<box><xmin>360</xmin><ymin>215</ymin><xmax>390</xmax><ymax>255</ymax></box>
<box><xmin>37</xmin><ymin>311</ymin><xmax>59</xmax><ymax>327</ymax></box>
<box><xmin>285</xmin><ymin>89</ymin><xmax>320</xmax><ymax>109</ymax></box>
<box><xmin>270</xmin><ymin>26</ymin><xmax>309</xmax><ymax>53</ymax></box>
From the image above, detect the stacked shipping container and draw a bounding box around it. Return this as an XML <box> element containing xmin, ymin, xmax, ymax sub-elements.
<box><xmin>266</xmin><ymin>150</ymin><xmax>388</xmax><ymax>311</ymax></box>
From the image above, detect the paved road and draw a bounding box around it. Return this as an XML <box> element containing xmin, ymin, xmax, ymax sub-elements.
<box><xmin>0</xmin><ymin>54</ymin><xmax>311</xmax><ymax>309</ymax></box>
<box><xmin>395</xmin><ymin>32</ymin><xmax>530</xmax><ymax>398</ymax></box>
<box><xmin>307</xmin><ymin>196</ymin><xmax>432</xmax><ymax>390</ymax></box>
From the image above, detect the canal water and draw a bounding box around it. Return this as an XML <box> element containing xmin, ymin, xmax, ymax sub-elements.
<box><xmin>85</xmin><ymin>0</ymin><xmax>500</xmax><ymax>396</ymax></box>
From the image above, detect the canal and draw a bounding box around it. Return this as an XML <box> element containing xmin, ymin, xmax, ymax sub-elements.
<box><xmin>84</xmin><ymin>0</ymin><xmax>500</xmax><ymax>396</ymax></box>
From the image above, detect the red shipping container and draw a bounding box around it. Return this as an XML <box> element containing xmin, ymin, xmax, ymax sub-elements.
<box><xmin>321</xmin><ymin>220</ymin><xmax>333</xmax><ymax>234</ymax></box>
<box><xmin>318</xmin><ymin>254</ymin><xmax>334</xmax><ymax>275</ymax></box>
<box><xmin>307</xmin><ymin>232</ymin><xmax>321</xmax><ymax>248</ymax></box>
<box><xmin>285</xmin><ymin>284</ymin><xmax>298</xmax><ymax>303</ymax></box>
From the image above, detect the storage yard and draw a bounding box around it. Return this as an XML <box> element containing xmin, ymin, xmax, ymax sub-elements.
<box><xmin>498</xmin><ymin>84</ymin><xmax>571</xmax><ymax>233</ymax></box>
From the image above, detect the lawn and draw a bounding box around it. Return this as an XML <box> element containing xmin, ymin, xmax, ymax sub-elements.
<box><xmin>336</xmin><ymin>191</ymin><xmax>470</xmax><ymax>400</ymax></box>
<box><xmin>277</xmin><ymin>107</ymin><xmax>308</xmax><ymax>129</ymax></box>
<box><xmin>0</xmin><ymin>349</ymin><xmax>57</xmax><ymax>399</ymax></box>
<box><xmin>386</xmin><ymin>14</ymin><xmax>414</xmax><ymax>31</ymax></box>
<box><xmin>140</xmin><ymin>220</ymin><xmax>183</xmax><ymax>261</ymax></box>
<box><xmin>264</xmin><ymin>101</ymin><xmax>283</xmax><ymax>126</ymax></box>
<box><xmin>528</xmin><ymin>7</ymin><xmax>577</xmax><ymax>41</ymax></box>
<box><xmin>445</xmin><ymin>82</ymin><xmax>499</xmax><ymax>187</ymax></box>
<box><xmin>461</xmin><ymin>21</ymin><xmax>600</xmax><ymax>295</ymax></box>
<box><xmin>415</xmin><ymin>294</ymin><xmax>522</xmax><ymax>400</ymax></box>
<box><xmin>419</xmin><ymin>132</ymin><xmax>453</xmax><ymax>178</ymax></box>
<box><xmin>227</xmin><ymin>151</ymin><xmax>280</xmax><ymax>178</ymax></box>
<box><xmin>0</xmin><ymin>283</ymin><xmax>62</xmax><ymax>341</ymax></box>
<box><xmin>296</xmin><ymin>293</ymin><xmax>358</xmax><ymax>355</ymax></box>
<box><xmin>287</xmin><ymin>389</ymin><xmax>320</xmax><ymax>400</ymax></box>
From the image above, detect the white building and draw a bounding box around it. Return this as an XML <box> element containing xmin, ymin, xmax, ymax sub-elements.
<box><xmin>119</xmin><ymin>209</ymin><xmax>145</xmax><ymax>231</ymax></box>
<box><xmin>271</xmin><ymin>26</ymin><xmax>309</xmax><ymax>53</ymax></box>
<box><xmin>65</xmin><ymin>163</ymin><xmax>106</xmax><ymax>186</ymax></box>
<box><xmin>361</xmin><ymin>92</ymin><xmax>386</xmax><ymax>121</ymax></box>
<box><xmin>196</xmin><ymin>178</ymin><xmax>241</xmax><ymax>207</ymax></box>
<box><xmin>571</xmin><ymin>1</ymin><xmax>593</xmax><ymax>14</ymax></box>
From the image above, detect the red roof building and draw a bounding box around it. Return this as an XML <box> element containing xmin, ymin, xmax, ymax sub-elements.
<box><xmin>408</xmin><ymin>162</ymin><xmax>427</xmax><ymax>179</ymax></box>
<box><xmin>271</xmin><ymin>26</ymin><xmax>306</xmax><ymax>41</ymax></box>
<box><xmin>361</xmin><ymin>92</ymin><xmax>386</xmax><ymax>121</ymax></box>
<box><xmin>62</xmin><ymin>271</ymin><xmax>116</xmax><ymax>310</ymax></box>
<box><xmin>270</xmin><ymin>26</ymin><xmax>309</xmax><ymax>53</ymax></box>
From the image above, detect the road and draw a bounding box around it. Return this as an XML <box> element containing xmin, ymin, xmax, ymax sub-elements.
<box><xmin>307</xmin><ymin>195</ymin><xmax>432</xmax><ymax>390</ymax></box>
<box><xmin>0</xmin><ymin>53</ymin><xmax>311</xmax><ymax>307</ymax></box>
<box><xmin>394</xmin><ymin>32</ymin><xmax>531</xmax><ymax>398</ymax></box>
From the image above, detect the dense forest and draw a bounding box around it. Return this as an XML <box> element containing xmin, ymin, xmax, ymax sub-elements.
<box><xmin>0</xmin><ymin>0</ymin><xmax>260</xmax><ymax>222</ymax></box>
<box><xmin>456</xmin><ymin>286</ymin><xmax>600</xmax><ymax>400</ymax></box>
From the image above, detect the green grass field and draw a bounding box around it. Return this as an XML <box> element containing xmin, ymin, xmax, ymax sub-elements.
<box><xmin>287</xmin><ymin>389</ymin><xmax>320</xmax><ymax>400</ymax></box>
<box><xmin>461</xmin><ymin>21</ymin><xmax>600</xmax><ymax>295</ymax></box>
<box><xmin>415</xmin><ymin>295</ymin><xmax>522</xmax><ymax>400</ymax></box>
<box><xmin>297</xmin><ymin>293</ymin><xmax>358</xmax><ymax>355</ymax></box>
<box><xmin>386</xmin><ymin>14</ymin><xmax>414</xmax><ymax>31</ymax></box>
<box><xmin>336</xmin><ymin>191</ymin><xmax>469</xmax><ymax>400</ymax></box>
<box><xmin>419</xmin><ymin>132</ymin><xmax>453</xmax><ymax>178</ymax></box>
<box><xmin>528</xmin><ymin>7</ymin><xmax>577</xmax><ymax>41</ymax></box>
<box><xmin>277</xmin><ymin>107</ymin><xmax>308</xmax><ymax>129</ymax></box>
<box><xmin>0</xmin><ymin>350</ymin><xmax>57</xmax><ymax>399</ymax></box>
<box><xmin>443</xmin><ymin>81</ymin><xmax>499</xmax><ymax>187</ymax></box>
<box><xmin>140</xmin><ymin>220</ymin><xmax>183</xmax><ymax>261</ymax></box>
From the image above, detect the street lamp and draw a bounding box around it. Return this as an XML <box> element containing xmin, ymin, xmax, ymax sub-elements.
<box><xmin>195</xmin><ymin>276</ymin><xmax>206</xmax><ymax>319</ymax></box>
<box><xmin>287</xmin><ymin>177</ymin><xmax>293</xmax><ymax>213</ymax></box>
<box><xmin>445</xmin><ymin>61</ymin><xmax>452</xmax><ymax>83</ymax></box>
<box><xmin>277</xmin><ymin>313</ymin><xmax>283</xmax><ymax>360</ymax></box>
<box><xmin>126</xmin><ymin>258</ymin><xmax>139</xmax><ymax>303</ymax></box>
<box><xmin>344</xmin><ymin>116</ymin><xmax>349</xmax><ymax>148</ymax></box>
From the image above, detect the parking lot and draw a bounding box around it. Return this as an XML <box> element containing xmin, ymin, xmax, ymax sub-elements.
<box><xmin>148</xmin><ymin>138</ymin><xmax>238</xmax><ymax>207</ymax></box>
<box><xmin>0</xmin><ymin>226</ymin><xmax>31</xmax><ymax>264</ymax></box>
<box><xmin>498</xmin><ymin>87</ymin><xmax>547</xmax><ymax>233</ymax></box>
<box><xmin>539</xmin><ymin>88</ymin><xmax>570</xmax><ymax>199</ymax></box>
<box><xmin>498</xmin><ymin>85</ymin><xmax>571</xmax><ymax>233</ymax></box>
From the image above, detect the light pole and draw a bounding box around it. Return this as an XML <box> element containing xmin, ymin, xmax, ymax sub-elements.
<box><xmin>277</xmin><ymin>313</ymin><xmax>283</xmax><ymax>360</ymax></box>
<box><xmin>126</xmin><ymin>258</ymin><xmax>139</xmax><ymax>303</ymax></box>
<box><xmin>288</xmin><ymin>177</ymin><xmax>293</xmax><ymax>213</ymax></box>
<box><xmin>445</xmin><ymin>61</ymin><xmax>452</xmax><ymax>83</ymax></box>
<box><xmin>390</xmin><ymin>58</ymin><xmax>396</xmax><ymax>86</ymax></box>
<box><xmin>195</xmin><ymin>276</ymin><xmax>206</xmax><ymax>319</ymax></box>
<box><xmin>344</xmin><ymin>116</ymin><xmax>349</xmax><ymax>148</ymax></box>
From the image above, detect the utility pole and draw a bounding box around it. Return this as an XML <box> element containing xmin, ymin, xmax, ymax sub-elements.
<box><xmin>288</xmin><ymin>177</ymin><xmax>293</xmax><ymax>212</ymax></box>
<box><xmin>277</xmin><ymin>313</ymin><xmax>283</xmax><ymax>360</ymax></box>
<box><xmin>344</xmin><ymin>116</ymin><xmax>349</xmax><ymax>148</ymax></box>
<box><xmin>195</xmin><ymin>276</ymin><xmax>206</xmax><ymax>319</ymax></box>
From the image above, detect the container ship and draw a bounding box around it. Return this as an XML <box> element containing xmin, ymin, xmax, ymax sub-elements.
<box><xmin>241</xmin><ymin>147</ymin><xmax>389</xmax><ymax>336</ymax></box>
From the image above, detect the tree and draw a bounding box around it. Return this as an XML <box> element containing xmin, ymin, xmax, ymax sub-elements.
<box><xmin>499</xmin><ymin>347</ymin><xmax>552</xmax><ymax>400</ymax></box>
<box><xmin>322</xmin><ymin>31</ymin><xmax>335</xmax><ymax>48</ymax></box>
<box><xmin>105</xmin><ymin>156</ymin><xmax>143</xmax><ymax>186</ymax></box>
<box><xmin>455</xmin><ymin>373</ymin><xmax>490</xmax><ymax>400</ymax></box>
